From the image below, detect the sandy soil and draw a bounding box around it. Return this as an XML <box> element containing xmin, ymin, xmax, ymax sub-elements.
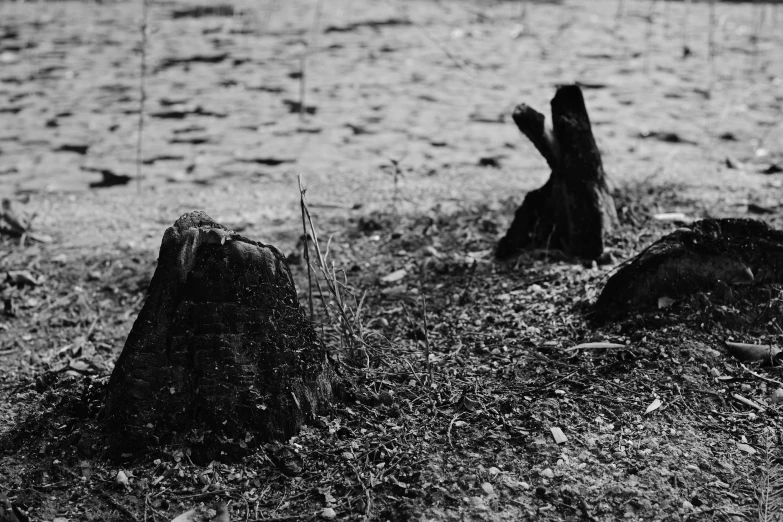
<box><xmin>1</xmin><ymin>0</ymin><xmax>783</xmax><ymax>521</ymax></box>
<box><xmin>0</xmin><ymin>0</ymin><xmax>781</xmax><ymax>252</ymax></box>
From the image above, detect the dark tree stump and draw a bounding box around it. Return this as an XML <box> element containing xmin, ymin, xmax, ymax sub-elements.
<box><xmin>103</xmin><ymin>211</ymin><xmax>333</xmax><ymax>455</ymax></box>
<box><xmin>594</xmin><ymin>218</ymin><xmax>783</xmax><ymax>322</ymax></box>
<box><xmin>497</xmin><ymin>85</ymin><xmax>618</xmax><ymax>259</ymax></box>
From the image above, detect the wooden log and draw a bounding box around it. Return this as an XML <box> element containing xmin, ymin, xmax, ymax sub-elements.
<box><xmin>594</xmin><ymin>218</ymin><xmax>783</xmax><ymax>322</ymax></box>
<box><xmin>497</xmin><ymin>85</ymin><xmax>618</xmax><ymax>260</ymax></box>
<box><xmin>102</xmin><ymin>211</ymin><xmax>333</xmax><ymax>457</ymax></box>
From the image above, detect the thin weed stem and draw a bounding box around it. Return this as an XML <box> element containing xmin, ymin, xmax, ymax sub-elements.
<box><xmin>298</xmin><ymin>175</ymin><xmax>315</xmax><ymax>321</ymax></box>
<box><xmin>298</xmin><ymin>179</ymin><xmax>370</xmax><ymax>363</ymax></box>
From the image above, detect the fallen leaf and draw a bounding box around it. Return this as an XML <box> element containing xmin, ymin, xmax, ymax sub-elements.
<box><xmin>564</xmin><ymin>342</ymin><xmax>625</xmax><ymax>352</ymax></box>
<box><xmin>380</xmin><ymin>269</ymin><xmax>407</xmax><ymax>284</ymax></box>
<box><xmin>645</xmin><ymin>398</ymin><xmax>662</xmax><ymax>414</ymax></box>
<box><xmin>6</xmin><ymin>271</ymin><xmax>39</xmax><ymax>286</ymax></box>
<box><xmin>171</xmin><ymin>508</ymin><xmax>198</xmax><ymax>522</ymax></box>
<box><xmin>736</xmin><ymin>443</ymin><xmax>756</xmax><ymax>455</ymax></box>
<box><xmin>733</xmin><ymin>393</ymin><xmax>765</xmax><ymax>412</ymax></box>
<box><xmin>550</xmin><ymin>427</ymin><xmax>568</xmax><ymax>444</ymax></box>
<box><xmin>652</xmin><ymin>212</ymin><xmax>693</xmax><ymax>223</ymax></box>
<box><xmin>321</xmin><ymin>507</ymin><xmax>336</xmax><ymax>519</ymax></box>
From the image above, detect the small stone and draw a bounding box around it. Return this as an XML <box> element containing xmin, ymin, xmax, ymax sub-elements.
<box><xmin>682</xmin><ymin>500</ymin><xmax>693</xmax><ymax>510</ymax></box>
<box><xmin>321</xmin><ymin>507</ymin><xmax>336</xmax><ymax>519</ymax></box>
<box><xmin>467</xmin><ymin>497</ymin><xmax>486</xmax><ymax>510</ymax></box>
<box><xmin>480</xmin><ymin>482</ymin><xmax>494</xmax><ymax>496</ymax></box>
<box><xmin>115</xmin><ymin>470</ymin><xmax>129</xmax><ymax>488</ymax></box>
<box><xmin>380</xmin><ymin>268</ymin><xmax>407</xmax><ymax>284</ymax></box>
<box><xmin>540</xmin><ymin>468</ymin><xmax>554</xmax><ymax>479</ymax></box>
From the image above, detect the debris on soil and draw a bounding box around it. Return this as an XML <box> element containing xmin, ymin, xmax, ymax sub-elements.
<box><xmin>86</xmin><ymin>169</ymin><xmax>132</xmax><ymax>189</ymax></box>
<box><xmin>324</xmin><ymin>17</ymin><xmax>411</xmax><ymax>33</ymax></box>
<box><xmin>761</xmin><ymin>163</ymin><xmax>782</xmax><ymax>175</ymax></box>
<box><xmin>1</xmin><ymin>0</ymin><xmax>782</xmax><ymax>520</ymax></box>
<box><xmin>170</xmin><ymin>4</ymin><xmax>236</xmax><ymax>19</ymax></box>
<box><xmin>635</xmin><ymin>130</ymin><xmax>698</xmax><ymax>145</ymax></box>
<box><xmin>282</xmin><ymin>99</ymin><xmax>317</xmax><ymax>115</ymax></box>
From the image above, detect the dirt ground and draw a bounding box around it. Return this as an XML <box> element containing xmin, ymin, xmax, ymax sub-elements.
<box><xmin>1</xmin><ymin>0</ymin><xmax>783</xmax><ymax>520</ymax></box>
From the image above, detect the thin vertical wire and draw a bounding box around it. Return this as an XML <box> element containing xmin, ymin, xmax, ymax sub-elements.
<box><xmin>708</xmin><ymin>0</ymin><xmax>716</xmax><ymax>94</ymax></box>
<box><xmin>136</xmin><ymin>0</ymin><xmax>149</xmax><ymax>193</ymax></box>
<box><xmin>299</xmin><ymin>0</ymin><xmax>325</xmax><ymax>121</ymax></box>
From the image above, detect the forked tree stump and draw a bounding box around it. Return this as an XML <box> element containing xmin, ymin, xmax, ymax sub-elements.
<box><xmin>594</xmin><ymin>218</ymin><xmax>783</xmax><ymax>322</ymax></box>
<box><xmin>103</xmin><ymin>211</ymin><xmax>333</xmax><ymax>454</ymax></box>
<box><xmin>497</xmin><ymin>85</ymin><xmax>619</xmax><ymax>259</ymax></box>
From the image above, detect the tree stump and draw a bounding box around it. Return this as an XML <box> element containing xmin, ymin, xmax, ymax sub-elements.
<box><xmin>102</xmin><ymin>211</ymin><xmax>333</xmax><ymax>456</ymax></box>
<box><xmin>496</xmin><ymin>85</ymin><xmax>618</xmax><ymax>259</ymax></box>
<box><xmin>594</xmin><ymin>218</ymin><xmax>783</xmax><ymax>322</ymax></box>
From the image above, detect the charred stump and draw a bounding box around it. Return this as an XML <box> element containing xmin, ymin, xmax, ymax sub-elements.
<box><xmin>497</xmin><ymin>85</ymin><xmax>618</xmax><ymax>260</ymax></box>
<box><xmin>103</xmin><ymin>211</ymin><xmax>333</xmax><ymax>456</ymax></box>
<box><xmin>594</xmin><ymin>218</ymin><xmax>783</xmax><ymax>322</ymax></box>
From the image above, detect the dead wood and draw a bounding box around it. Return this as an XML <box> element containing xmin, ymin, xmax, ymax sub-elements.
<box><xmin>102</xmin><ymin>211</ymin><xmax>333</xmax><ymax>456</ymax></box>
<box><xmin>594</xmin><ymin>218</ymin><xmax>783</xmax><ymax>322</ymax></box>
<box><xmin>497</xmin><ymin>85</ymin><xmax>618</xmax><ymax>260</ymax></box>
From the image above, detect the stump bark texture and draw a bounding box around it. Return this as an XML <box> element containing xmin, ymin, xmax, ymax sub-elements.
<box><xmin>103</xmin><ymin>211</ymin><xmax>333</xmax><ymax>453</ymax></box>
<box><xmin>594</xmin><ymin>218</ymin><xmax>783</xmax><ymax>322</ymax></box>
<box><xmin>497</xmin><ymin>85</ymin><xmax>618</xmax><ymax>259</ymax></box>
